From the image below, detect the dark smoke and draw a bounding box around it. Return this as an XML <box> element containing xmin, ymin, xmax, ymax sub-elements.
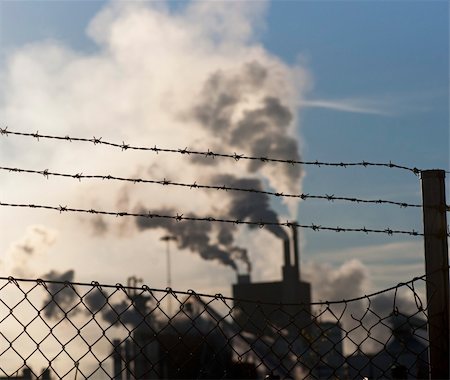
<box><xmin>136</xmin><ymin>208</ymin><xmax>240</xmax><ymax>270</ymax></box>
<box><xmin>192</xmin><ymin>61</ymin><xmax>267</xmax><ymax>137</ymax></box>
<box><xmin>213</xmin><ymin>174</ymin><xmax>288</xmax><ymax>240</ymax></box>
<box><xmin>134</xmin><ymin>173</ymin><xmax>287</xmax><ymax>271</ymax></box>
<box><xmin>91</xmin><ymin>215</ymin><xmax>108</xmax><ymax>236</ymax></box>
<box><xmin>84</xmin><ymin>287</ymin><xmax>109</xmax><ymax>315</ymax></box>
<box><xmin>41</xmin><ymin>269</ymin><xmax>77</xmax><ymax>319</ymax></box>
<box><xmin>191</xmin><ymin>61</ymin><xmax>302</xmax><ymax>188</ymax></box>
<box><xmin>85</xmin><ymin>288</ymin><xmax>154</xmax><ymax>327</ymax></box>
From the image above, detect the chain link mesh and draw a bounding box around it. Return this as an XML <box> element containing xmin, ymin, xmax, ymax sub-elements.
<box><xmin>0</xmin><ymin>275</ymin><xmax>433</xmax><ymax>379</ymax></box>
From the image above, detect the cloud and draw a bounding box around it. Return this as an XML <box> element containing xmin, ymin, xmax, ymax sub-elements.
<box><xmin>300</xmin><ymin>89</ymin><xmax>439</xmax><ymax>117</ymax></box>
<box><xmin>300</xmin><ymin>98</ymin><xmax>394</xmax><ymax>116</ymax></box>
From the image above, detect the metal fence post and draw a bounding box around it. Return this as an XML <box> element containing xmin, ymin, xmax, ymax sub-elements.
<box><xmin>421</xmin><ymin>169</ymin><xmax>449</xmax><ymax>379</ymax></box>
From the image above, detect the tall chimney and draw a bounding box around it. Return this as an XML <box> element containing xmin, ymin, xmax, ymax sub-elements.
<box><xmin>237</xmin><ymin>274</ymin><xmax>251</xmax><ymax>284</ymax></box>
<box><xmin>291</xmin><ymin>225</ymin><xmax>300</xmax><ymax>281</ymax></box>
<box><xmin>283</xmin><ymin>238</ymin><xmax>291</xmax><ymax>267</ymax></box>
<box><xmin>113</xmin><ymin>339</ymin><xmax>123</xmax><ymax>380</ymax></box>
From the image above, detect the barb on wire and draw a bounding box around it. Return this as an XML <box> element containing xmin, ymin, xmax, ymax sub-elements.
<box><xmin>0</xmin><ymin>127</ymin><xmax>422</xmax><ymax>175</ymax></box>
<box><xmin>0</xmin><ymin>200</ymin><xmax>426</xmax><ymax>237</ymax></box>
<box><xmin>0</xmin><ymin>165</ymin><xmax>423</xmax><ymax>209</ymax></box>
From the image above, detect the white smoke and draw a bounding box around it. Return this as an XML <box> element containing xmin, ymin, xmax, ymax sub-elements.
<box><xmin>1</xmin><ymin>1</ymin><xmax>309</xmax><ymax>285</ymax></box>
<box><xmin>303</xmin><ymin>259</ymin><xmax>426</xmax><ymax>354</ymax></box>
<box><xmin>303</xmin><ymin>259</ymin><xmax>370</xmax><ymax>303</ymax></box>
<box><xmin>3</xmin><ymin>225</ymin><xmax>58</xmax><ymax>277</ymax></box>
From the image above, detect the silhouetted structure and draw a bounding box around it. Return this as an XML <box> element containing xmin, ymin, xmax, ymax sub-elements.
<box><xmin>0</xmin><ymin>368</ymin><xmax>52</xmax><ymax>380</ymax></box>
<box><xmin>232</xmin><ymin>226</ymin><xmax>313</xmax><ymax>377</ymax></box>
<box><xmin>109</xmin><ymin>225</ymin><xmax>429</xmax><ymax>379</ymax></box>
<box><xmin>111</xmin><ymin>287</ymin><xmax>257</xmax><ymax>379</ymax></box>
<box><xmin>232</xmin><ymin>226</ymin><xmax>312</xmax><ymax>333</ymax></box>
<box><xmin>308</xmin><ymin>322</ymin><xmax>345</xmax><ymax>378</ymax></box>
<box><xmin>346</xmin><ymin>314</ymin><xmax>428</xmax><ymax>379</ymax></box>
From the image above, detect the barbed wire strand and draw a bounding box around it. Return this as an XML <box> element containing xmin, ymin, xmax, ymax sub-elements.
<box><xmin>0</xmin><ymin>128</ymin><xmax>422</xmax><ymax>175</ymax></box>
<box><xmin>0</xmin><ymin>165</ymin><xmax>424</xmax><ymax>209</ymax></box>
<box><xmin>0</xmin><ymin>200</ymin><xmax>426</xmax><ymax>237</ymax></box>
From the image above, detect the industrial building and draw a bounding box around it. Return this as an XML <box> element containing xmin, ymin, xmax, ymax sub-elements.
<box><xmin>0</xmin><ymin>368</ymin><xmax>52</xmax><ymax>380</ymax></box>
<box><xmin>232</xmin><ymin>226</ymin><xmax>312</xmax><ymax>335</ymax></box>
<box><xmin>110</xmin><ymin>225</ymin><xmax>347</xmax><ymax>379</ymax></box>
<box><xmin>110</xmin><ymin>289</ymin><xmax>257</xmax><ymax>379</ymax></box>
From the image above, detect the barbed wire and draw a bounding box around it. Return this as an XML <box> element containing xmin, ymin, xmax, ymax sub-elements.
<box><xmin>0</xmin><ymin>200</ymin><xmax>426</xmax><ymax>237</ymax></box>
<box><xmin>0</xmin><ymin>165</ymin><xmax>423</xmax><ymax>209</ymax></box>
<box><xmin>0</xmin><ymin>127</ymin><xmax>422</xmax><ymax>175</ymax></box>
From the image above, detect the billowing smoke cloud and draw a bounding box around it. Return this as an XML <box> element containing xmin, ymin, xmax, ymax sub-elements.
<box><xmin>4</xmin><ymin>225</ymin><xmax>58</xmax><ymax>277</ymax></box>
<box><xmin>1</xmin><ymin>1</ymin><xmax>309</xmax><ymax>284</ymax></box>
<box><xmin>213</xmin><ymin>174</ymin><xmax>288</xmax><ymax>240</ymax></box>
<box><xmin>303</xmin><ymin>259</ymin><xmax>370</xmax><ymax>302</ymax></box>
<box><xmin>84</xmin><ymin>286</ymin><xmax>156</xmax><ymax>327</ymax></box>
<box><xmin>136</xmin><ymin>207</ymin><xmax>246</xmax><ymax>270</ymax></box>
<box><xmin>133</xmin><ymin>173</ymin><xmax>288</xmax><ymax>270</ymax></box>
<box><xmin>192</xmin><ymin>63</ymin><xmax>302</xmax><ymax>195</ymax></box>
<box><xmin>41</xmin><ymin>269</ymin><xmax>77</xmax><ymax>319</ymax></box>
<box><xmin>303</xmin><ymin>259</ymin><xmax>426</xmax><ymax>354</ymax></box>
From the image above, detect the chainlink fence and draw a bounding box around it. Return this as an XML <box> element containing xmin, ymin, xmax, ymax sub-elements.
<box><xmin>0</xmin><ymin>275</ymin><xmax>434</xmax><ymax>379</ymax></box>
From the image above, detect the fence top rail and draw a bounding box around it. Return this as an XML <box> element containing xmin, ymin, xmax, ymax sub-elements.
<box><xmin>0</xmin><ymin>272</ymin><xmax>430</xmax><ymax>307</ymax></box>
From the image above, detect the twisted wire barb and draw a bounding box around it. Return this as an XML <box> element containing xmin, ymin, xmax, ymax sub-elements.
<box><xmin>0</xmin><ymin>201</ymin><xmax>425</xmax><ymax>236</ymax></box>
<box><xmin>0</xmin><ymin>166</ymin><xmax>423</xmax><ymax>209</ymax></box>
<box><xmin>0</xmin><ymin>128</ymin><xmax>422</xmax><ymax>175</ymax></box>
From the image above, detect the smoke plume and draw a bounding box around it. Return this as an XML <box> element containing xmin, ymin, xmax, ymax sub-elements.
<box><xmin>4</xmin><ymin>225</ymin><xmax>58</xmax><ymax>277</ymax></box>
<box><xmin>303</xmin><ymin>259</ymin><xmax>426</xmax><ymax>354</ymax></box>
<box><xmin>192</xmin><ymin>64</ymin><xmax>302</xmax><ymax>195</ymax></box>
<box><xmin>41</xmin><ymin>269</ymin><xmax>77</xmax><ymax>319</ymax></box>
<box><xmin>213</xmin><ymin>174</ymin><xmax>288</xmax><ymax>240</ymax></box>
<box><xmin>1</xmin><ymin>1</ymin><xmax>309</xmax><ymax>284</ymax></box>
<box><xmin>136</xmin><ymin>208</ymin><xmax>245</xmax><ymax>270</ymax></box>
<box><xmin>133</xmin><ymin>172</ymin><xmax>289</xmax><ymax>270</ymax></box>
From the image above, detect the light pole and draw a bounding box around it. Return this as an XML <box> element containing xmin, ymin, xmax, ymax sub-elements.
<box><xmin>160</xmin><ymin>235</ymin><xmax>177</xmax><ymax>314</ymax></box>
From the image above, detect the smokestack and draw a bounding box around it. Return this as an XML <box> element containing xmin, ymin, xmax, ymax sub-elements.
<box><xmin>283</xmin><ymin>238</ymin><xmax>291</xmax><ymax>267</ymax></box>
<box><xmin>237</xmin><ymin>274</ymin><xmax>251</xmax><ymax>284</ymax></box>
<box><xmin>291</xmin><ymin>224</ymin><xmax>300</xmax><ymax>280</ymax></box>
<box><xmin>113</xmin><ymin>339</ymin><xmax>123</xmax><ymax>380</ymax></box>
<box><xmin>125</xmin><ymin>340</ymin><xmax>132</xmax><ymax>380</ymax></box>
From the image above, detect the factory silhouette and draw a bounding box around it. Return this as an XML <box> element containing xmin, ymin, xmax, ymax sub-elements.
<box><xmin>108</xmin><ymin>225</ymin><xmax>428</xmax><ymax>379</ymax></box>
<box><xmin>2</xmin><ymin>224</ymin><xmax>428</xmax><ymax>379</ymax></box>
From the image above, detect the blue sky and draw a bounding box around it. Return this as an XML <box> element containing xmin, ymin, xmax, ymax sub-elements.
<box><xmin>0</xmin><ymin>0</ymin><xmax>448</xmax><ymax>294</ymax></box>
